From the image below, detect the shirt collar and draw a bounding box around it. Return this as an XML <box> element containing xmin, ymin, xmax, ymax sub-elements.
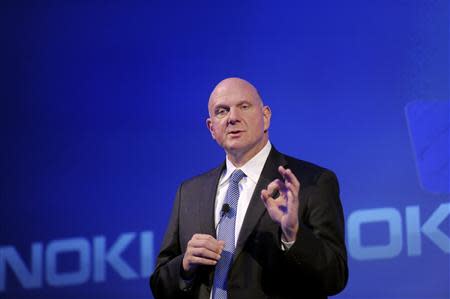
<box><xmin>219</xmin><ymin>141</ymin><xmax>272</xmax><ymax>186</ymax></box>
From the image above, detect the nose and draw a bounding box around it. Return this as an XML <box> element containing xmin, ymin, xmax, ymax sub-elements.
<box><xmin>227</xmin><ymin>107</ymin><xmax>241</xmax><ymax>125</ymax></box>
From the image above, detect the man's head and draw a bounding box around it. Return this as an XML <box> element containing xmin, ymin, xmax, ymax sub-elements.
<box><xmin>206</xmin><ymin>77</ymin><xmax>271</xmax><ymax>166</ymax></box>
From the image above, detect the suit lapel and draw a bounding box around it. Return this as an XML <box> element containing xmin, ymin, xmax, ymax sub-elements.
<box><xmin>199</xmin><ymin>162</ymin><xmax>225</xmax><ymax>237</ymax></box>
<box><xmin>234</xmin><ymin>147</ymin><xmax>287</xmax><ymax>259</ymax></box>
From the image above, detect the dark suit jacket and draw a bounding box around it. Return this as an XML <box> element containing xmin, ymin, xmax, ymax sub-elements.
<box><xmin>150</xmin><ymin>147</ymin><xmax>348</xmax><ymax>299</ymax></box>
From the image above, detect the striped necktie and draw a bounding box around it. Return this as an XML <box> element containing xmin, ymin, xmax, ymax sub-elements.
<box><xmin>212</xmin><ymin>169</ymin><xmax>246</xmax><ymax>299</ymax></box>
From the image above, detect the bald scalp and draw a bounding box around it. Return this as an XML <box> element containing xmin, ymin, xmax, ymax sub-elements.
<box><xmin>208</xmin><ymin>77</ymin><xmax>263</xmax><ymax>116</ymax></box>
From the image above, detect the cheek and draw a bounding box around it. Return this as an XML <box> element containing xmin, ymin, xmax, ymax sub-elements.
<box><xmin>212</xmin><ymin>122</ymin><xmax>226</xmax><ymax>139</ymax></box>
<box><xmin>253</xmin><ymin>118</ymin><xmax>265</xmax><ymax>132</ymax></box>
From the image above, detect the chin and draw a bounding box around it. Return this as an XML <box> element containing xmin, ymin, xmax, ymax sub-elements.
<box><xmin>225</xmin><ymin>142</ymin><xmax>252</xmax><ymax>155</ymax></box>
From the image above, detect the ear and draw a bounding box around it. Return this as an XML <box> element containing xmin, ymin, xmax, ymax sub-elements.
<box><xmin>206</xmin><ymin>118</ymin><xmax>216</xmax><ymax>140</ymax></box>
<box><xmin>263</xmin><ymin>106</ymin><xmax>271</xmax><ymax>132</ymax></box>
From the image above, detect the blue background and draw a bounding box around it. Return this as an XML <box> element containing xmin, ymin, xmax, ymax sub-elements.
<box><xmin>1</xmin><ymin>1</ymin><xmax>449</xmax><ymax>298</ymax></box>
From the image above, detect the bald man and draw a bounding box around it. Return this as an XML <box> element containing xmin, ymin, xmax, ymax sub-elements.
<box><xmin>150</xmin><ymin>78</ymin><xmax>348</xmax><ymax>299</ymax></box>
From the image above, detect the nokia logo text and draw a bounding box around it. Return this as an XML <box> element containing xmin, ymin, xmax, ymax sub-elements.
<box><xmin>0</xmin><ymin>231</ymin><xmax>153</xmax><ymax>292</ymax></box>
<box><xmin>347</xmin><ymin>203</ymin><xmax>449</xmax><ymax>260</ymax></box>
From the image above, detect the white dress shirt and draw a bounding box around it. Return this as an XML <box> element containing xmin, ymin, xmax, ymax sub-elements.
<box><xmin>214</xmin><ymin>141</ymin><xmax>272</xmax><ymax>246</ymax></box>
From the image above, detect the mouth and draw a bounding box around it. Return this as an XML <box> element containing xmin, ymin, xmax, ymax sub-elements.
<box><xmin>227</xmin><ymin>130</ymin><xmax>244</xmax><ymax>137</ymax></box>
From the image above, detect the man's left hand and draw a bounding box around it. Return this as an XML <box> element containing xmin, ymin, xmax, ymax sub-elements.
<box><xmin>261</xmin><ymin>166</ymin><xmax>300</xmax><ymax>242</ymax></box>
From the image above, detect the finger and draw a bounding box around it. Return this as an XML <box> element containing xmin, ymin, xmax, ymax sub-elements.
<box><xmin>266</xmin><ymin>179</ymin><xmax>287</xmax><ymax>199</ymax></box>
<box><xmin>275</xmin><ymin>179</ymin><xmax>288</xmax><ymax>195</ymax></box>
<box><xmin>192</xmin><ymin>234</ymin><xmax>217</xmax><ymax>241</ymax></box>
<box><xmin>286</xmin><ymin>189</ymin><xmax>299</xmax><ymax>209</ymax></box>
<box><xmin>265</xmin><ymin>180</ymin><xmax>279</xmax><ymax>197</ymax></box>
<box><xmin>261</xmin><ymin>189</ymin><xmax>281</xmax><ymax>215</ymax></box>
<box><xmin>189</xmin><ymin>236</ymin><xmax>224</xmax><ymax>253</ymax></box>
<box><xmin>261</xmin><ymin>189</ymin><xmax>274</xmax><ymax>206</ymax></box>
<box><xmin>189</xmin><ymin>240</ymin><xmax>223</xmax><ymax>254</ymax></box>
<box><xmin>189</xmin><ymin>247</ymin><xmax>222</xmax><ymax>261</ymax></box>
<box><xmin>285</xmin><ymin>180</ymin><xmax>299</xmax><ymax>199</ymax></box>
<box><xmin>284</xmin><ymin>190</ymin><xmax>300</xmax><ymax>230</ymax></box>
<box><xmin>278</xmin><ymin>166</ymin><xmax>300</xmax><ymax>190</ymax></box>
<box><xmin>261</xmin><ymin>190</ymin><xmax>285</xmax><ymax>221</ymax></box>
<box><xmin>192</xmin><ymin>233</ymin><xmax>224</xmax><ymax>248</ymax></box>
<box><xmin>278</xmin><ymin>168</ymin><xmax>300</xmax><ymax>199</ymax></box>
<box><xmin>261</xmin><ymin>189</ymin><xmax>285</xmax><ymax>208</ymax></box>
<box><xmin>278</xmin><ymin>166</ymin><xmax>287</xmax><ymax>180</ymax></box>
<box><xmin>187</xmin><ymin>255</ymin><xmax>219</xmax><ymax>266</ymax></box>
<box><xmin>261</xmin><ymin>188</ymin><xmax>271</xmax><ymax>201</ymax></box>
<box><xmin>285</xmin><ymin>168</ymin><xmax>300</xmax><ymax>190</ymax></box>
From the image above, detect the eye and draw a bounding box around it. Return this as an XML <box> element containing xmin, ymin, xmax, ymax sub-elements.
<box><xmin>215</xmin><ymin>107</ymin><xmax>228</xmax><ymax>118</ymax></box>
<box><xmin>241</xmin><ymin>103</ymin><xmax>250</xmax><ymax>110</ymax></box>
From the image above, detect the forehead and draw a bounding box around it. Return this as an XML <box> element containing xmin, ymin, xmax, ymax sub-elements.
<box><xmin>208</xmin><ymin>87</ymin><xmax>261</xmax><ymax>111</ymax></box>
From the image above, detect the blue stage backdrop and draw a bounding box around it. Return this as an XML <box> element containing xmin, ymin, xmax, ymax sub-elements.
<box><xmin>1</xmin><ymin>1</ymin><xmax>448</xmax><ymax>298</ymax></box>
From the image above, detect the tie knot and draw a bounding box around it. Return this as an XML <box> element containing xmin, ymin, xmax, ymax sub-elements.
<box><xmin>230</xmin><ymin>169</ymin><xmax>246</xmax><ymax>184</ymax></box>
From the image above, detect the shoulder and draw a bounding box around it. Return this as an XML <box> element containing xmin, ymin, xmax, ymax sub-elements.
<box><xmin>281</xmin><ymin>153</ymin><xmax>338</xmax><ymax>187</ymax></box>
<box><xmin>177</xmin><ymin>163</ymin><xmax>224</xmax><ymax>192</ymax></box>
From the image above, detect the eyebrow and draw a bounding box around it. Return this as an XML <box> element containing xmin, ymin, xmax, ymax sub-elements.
<box><xmin>214</xmin><ymin>104</ymin><xmax>229</xmax><ymax>111</ymax></box>
<box><xmin>213</xmin><ymin>100</ymin><xmax>252</xmax><ymax>109</ymax></box>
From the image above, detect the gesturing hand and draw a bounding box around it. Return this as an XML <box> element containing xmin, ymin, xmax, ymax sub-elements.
<box><xmin>261</xmin><ymin>166</ymin><xmax>300</xmax><ymax>242</ymax></box>
<box><xmin>182</xmin><ymin>234</ymin><xmax>225</xmax><ymax>279</ymax></box>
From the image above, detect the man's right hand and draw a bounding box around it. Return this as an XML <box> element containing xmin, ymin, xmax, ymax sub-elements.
<box><xmin>182</xmin><ymin>234</ymin><xmax>225</xmax><ymax>279</ymax></box>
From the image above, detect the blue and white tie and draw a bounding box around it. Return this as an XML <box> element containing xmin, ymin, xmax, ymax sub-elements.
<box><xmin>212</xmin><ymin>169</ymin><xmax>246</xmax><ymax>299</ymax></box>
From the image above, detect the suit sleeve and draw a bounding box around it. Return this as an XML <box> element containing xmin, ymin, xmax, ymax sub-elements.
<box><xmin>150</xmin><ymin>184</ymin><xmax>194</xmax><ymax>299</ymax></box>
<box><xmin>284</xmin><ymin>170</ymin><xmax>348</xmax><ymax>295</ymax></box>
